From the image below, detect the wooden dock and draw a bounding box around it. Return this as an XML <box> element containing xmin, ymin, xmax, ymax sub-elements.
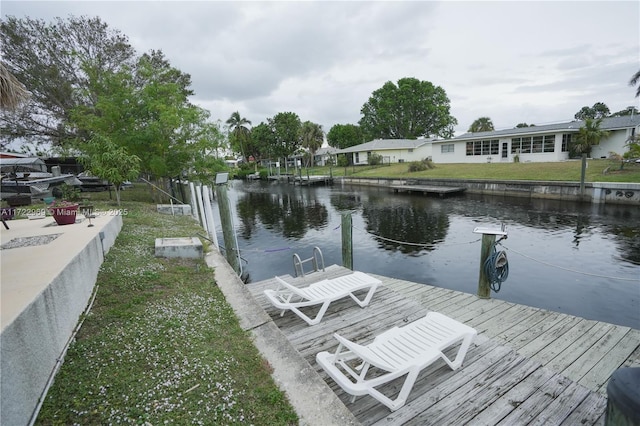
<box><xmin>293</xmin><ymin>175</ymin><xmax>334</xmax><ymax>186</ymax></box>
<box><xmin>390</xmin><ymin>184</ymin><xmax>466</xmax><ymax>197</ymax></box>
<box><xmin>247</xmin><ymin>265</ymin><xmax>640</xmax><ymax>425</ymax></box>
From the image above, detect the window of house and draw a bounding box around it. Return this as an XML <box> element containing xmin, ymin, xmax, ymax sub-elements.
<box><xmin>511</xmin><ymin>138</ymin><xmax>521</xmax><ymax>154</ymax></box>
<box><xmin>465</xmin><ymin>140</ymin><xmax>499</xmax><ymax>156</ymax></box>
<box><xmin>562</xmin><ymin>134</ymin><xmax>571</xmax><ymax>152</ymax></box>
<box><xmin>408</xmin><ymin>148</ymin><xmax>413</xmax><ymax>153</ymax></box>
<box><xmin>543</xmin><ymin>135</ymin><xmax>555</xmax><ymax>153</ymax></box>
<box><xmin>441</xmin><ymin>144</ymin><xmax>454</xmax><ymax>153</ymax></box>
<box><xmin>532</xmin><ymin>136</ymin><xmax>543</xmax><ymax>153</ymax></box>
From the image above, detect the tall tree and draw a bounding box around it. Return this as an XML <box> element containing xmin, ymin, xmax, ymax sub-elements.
<box><xmin>326</xmin><ymin>123</ymin><xmax>364</xmax><ymax>149</ymax></box>
<box><xmin>468</xmin><ymin>117</ymin><xmax>495</xmax><ymax>133</ymax></box>
<box><xmin>248</xmin><ymin>122</ymin><xmax>275</xmax><ymax>165</ymax></box>
<box><xmin>269</xmin><ymin>112</ymin><xmax>301</xmax><ymax>166</ymax></box>
<box><xmin>71</xmin><ymin>50</ymin><xmax>201</xmax><ymax>180</ymax></box>
<box><xmin>0</xmin><ymin>15</ymin><xmax>136</xmax><ymax>146</ymax></box>
<box><xmin>573</xmin><ymin>118</ymin><xmax>609</xmax><ymax>157</ymax></box>
<box><xmin>226</xmin><ymin>111</ymin><xmax>252</xmax><ymax>161</ymax></box>
<box><xmin>574</xmin><ymin>102</ymin><xmax>610</xmax><ymax>120</ymax></box>
<box><xmin>630</xmin><ymin>69</ymin><xmax>640</xmax><ymax>98</ymax></box>
<box><xmin>299</xmin><ymin>121</ymin><xmax>324</xmax><ymax>166</ymax></box>
<box><xmin>359</xmin><ymin>77</ymin><xmax>457</xmax><ymax>140</ymax></box>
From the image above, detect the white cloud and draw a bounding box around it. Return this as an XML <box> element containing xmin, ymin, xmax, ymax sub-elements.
<box><xmin>2</xmin><ymin>0</ymin><xmax>639</xmax><ymax>137</ymax></box>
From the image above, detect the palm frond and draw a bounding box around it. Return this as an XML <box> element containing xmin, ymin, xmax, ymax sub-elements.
<box><xmin>630</xmin><ymin>69</ymin><xmax>640</xmax><ymax>98</ymax></box>
<box><xmin>0</xmin><ymin>62</ymin><xmax>31</xmax><ymax>110</ymax></box>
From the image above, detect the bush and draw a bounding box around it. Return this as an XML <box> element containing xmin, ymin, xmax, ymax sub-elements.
<box><xmin>369</xmin><ymin>153</ymin><xmax>383</xmax><ymax>166</ymax></box>
<box><xmin>337</xmin><ymin>156</ymin><xmax>349</xmax><ymax>167</ymax></box>
<box><xmin>408</xmin><ymin>158</ymin><xmax>434</xmax><ymax>172</ymax></box>
<box><xmin>408</xmin><ymin>161</ymin><xmax>428</xmax><ymax>172</ymax></box>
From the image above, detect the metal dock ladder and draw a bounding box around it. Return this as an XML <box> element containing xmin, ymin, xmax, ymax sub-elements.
<box><xmin>292</xmin><ymin>246</ymin><xmax>325</xmax><ymax>277</ymax></box>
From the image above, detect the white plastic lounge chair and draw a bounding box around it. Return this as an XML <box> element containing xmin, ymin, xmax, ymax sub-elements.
<box><xmin>263</xmin><ymin>271</ymin><xmax>381</xmax><ymax>326</ymax></box>
<box><xmin>316</xmin><ymin>311</ymin><xmax>477</xmax><ymax>411</ymax></box>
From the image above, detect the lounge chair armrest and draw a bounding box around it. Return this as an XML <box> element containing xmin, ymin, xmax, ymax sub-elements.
<box><xmin>333</xmin><ymin>333</ymin><xmax>395</xmax><ymax>371</ymax></box>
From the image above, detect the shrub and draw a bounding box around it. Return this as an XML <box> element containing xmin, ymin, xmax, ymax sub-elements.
<box><xmin>369</xmin><ymin>153</ymin><xmax>383</xmax><ymax>166</ymax></box>
<box><xmin>407</xmin><ymin>158</ymin><xmax>434</xmax><ymax>172</ymax></box>
<box><xmin>337</xmin><ymin>156</ymin><xmax>349</xmax><ymax>167</ymax></box>
<box><xmin>408</xmin><ymin>161</ymin><xmax>428</xmax><ymax>172</ymax></box>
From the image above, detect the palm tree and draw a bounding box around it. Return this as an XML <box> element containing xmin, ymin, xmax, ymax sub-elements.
<box><xmin>0</xmin><ymin>62</ymin><xmax>30</xmax><ymax>110</ymax></box>
<box><xmin>225</xmin><ymin>111</ymin><xmax>251</xmax><ymax>161</ymax></box>
<box><xmin>468</xmin><ymin>117</ymin><xmax>494</xmax><ymax>133</ymax></box>
<box><xmin>300</xmin><ymin>121</ymin><xmax>324</xmax><ymax>167</ymax></box>
<box><xmin>574</xmin><ymin>118</ymin><xmax>610</xmax><ymax>157</ymax></box>
<box><xmin>630</xmin><ymin>69</ymin><xmax>640</xmax><ymax>98</ymax></box>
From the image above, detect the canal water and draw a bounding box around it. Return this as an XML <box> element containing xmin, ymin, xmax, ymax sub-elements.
<box><xmin>211</xmin><ymin>180</ymin><xmax>640</xmax><ymax>329</ymax></box>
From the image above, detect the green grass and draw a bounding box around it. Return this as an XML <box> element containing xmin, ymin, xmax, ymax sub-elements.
<box><xmin>36</xmin><ymin>195</ymin><xmax>298</xmax><ymax>425</ymax></box>
<box><xmin>300</xmin><ymin>159</ymin><xmax>640</xmax><ymax>183</ymax></box>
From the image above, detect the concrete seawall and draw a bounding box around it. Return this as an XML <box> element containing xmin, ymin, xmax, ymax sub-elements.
<box><xmin>340</xmin><ymin>177</ymin><xmax>640</xmax><ymax>205</ymax></box>
<box><xmin>1</xmin><ymin>214</ymin><xmax>122</xmax><ymax>426</ymax></box>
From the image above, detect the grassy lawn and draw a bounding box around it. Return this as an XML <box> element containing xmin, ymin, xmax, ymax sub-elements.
<box><xmin>36</xmin><ymin>188</ymin><xmax>298</xmax><ymax>425</ymax></box>
<box><xmin>302</xmin><ymin>159</ymin><xmax>640</xmax><ymax>183</ymax></box>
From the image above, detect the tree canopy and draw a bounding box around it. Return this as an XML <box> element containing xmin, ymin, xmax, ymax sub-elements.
<box><xmin>249</xmin><ymin>122</ymin><xmax>276</xmax><ymax>162</ymax></box>
<box><xmin>358</xmin><ymin>77</ymin><xmax>457</xmax><ymax>140</ymax></box>
<box><xmin>1</xmin><ymin>15</ymin><xmax>225</xmax><ymax>183</ymax></box>
<box><xmin>71</xmin><ymin>49</ymin><xmax>204</xmax><ymax>179</ymax></box>
<box><xmin>574</xmin><ymin>102</ymin><xmax>610</xmax><ymax>120</ymax></box>
<box><xmin>268</xmin><ymin>112</ymin><xmax>302</xmax><ymax>161</ymax></box>
<box><xmin>0</xmin><ymin>15</ymin><xmax>137</xmax><ymax>147</ymax></box>
<box><xmin>468</xmin><ymin>117</ymin><xmax>495</xmax><ymax>133</ymax></box>
<box><xmin>226</xmin><ymin>111</ymin><xmax>251</xmax><ymax>161</ymax></box>
<box><xmin>326</xmin><ymin>123</ymin><xmax>364</xmax><ymax>149</ymax></box>
<box><xmin>299</xmin><ymin>121</ymin><xmax>324</xmax><ymax>166</ymax></box>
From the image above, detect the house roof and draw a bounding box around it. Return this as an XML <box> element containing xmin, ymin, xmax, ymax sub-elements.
<box><xmin>0</xmin><ymin>157</ymin><xmax>47</xmax><ymax>172</ymax></box>
<box><xmin>443</xmin><ymin>115</ymin><xmax>640</xmax><ymax>143</ymax></box>
<box><xmin>314</xmin><ymin>147</ymin><xmax>338</xmax><ymax>156</ymax></box>
<box><xmin>335</xmin><ymin>138</ymin><xmax>433</xmax><ymax>154</ymax></box>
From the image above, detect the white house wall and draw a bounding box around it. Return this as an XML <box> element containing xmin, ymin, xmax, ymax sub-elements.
<box><xmin>433</xmin><ymin>133</ymin><xmax>570</xmax><ymax>164</ymax></box>
<box><xmin>354</xmin><ymin>146</ymin><xmax>432</xmax><ymax>165</ymax></box>
<box><xmin>591</xmin><ymin>129</ymin><xmax>632</xmax><ymax>159</ymax></box>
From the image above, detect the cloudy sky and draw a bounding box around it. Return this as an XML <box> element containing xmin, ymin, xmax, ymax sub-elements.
<box><xmin>3</xmin><ymin>1</ymin><xmax>639</xmax><ymax>137</ymax></box>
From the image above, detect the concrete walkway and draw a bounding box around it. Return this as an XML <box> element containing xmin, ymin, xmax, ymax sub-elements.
<box><xmin>1</xmin><ymin>212</ymin><xmax>122</xmax><ymax>425</ymax></box>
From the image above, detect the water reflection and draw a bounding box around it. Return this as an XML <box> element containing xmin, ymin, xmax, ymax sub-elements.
<box><xmin>362</xmin><ymin>198</ymin><xmax>449</xmax><ymax>254</ymax></box>
<box><xmin>236</xmin><ymin>188</ymin><xmax>328</xmax><ymax>239</ymax></box>
<box><xmin>217</xmin><ymin>181</ymin><xmax>640</xmax><ymax>328</ymax></box>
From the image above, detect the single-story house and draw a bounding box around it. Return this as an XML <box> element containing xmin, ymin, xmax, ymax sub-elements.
<box><xmin>313</xmin><ymin>147</ymin><xmax>338</xmax><ymax>166</ymax></box>
<box><xmin>431</xmin><ymin>115</ymin><xmax>640</xmax><ymax>164</ymax></box>
<box><xmin>334</xmin><ymin>138</ymin><xmax>434</xmax><ymax>165</ymax></box>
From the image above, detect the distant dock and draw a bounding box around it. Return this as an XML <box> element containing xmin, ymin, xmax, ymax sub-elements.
<box><xmin>390</xmin><ymin>184</ymin><xmax>466</xmax><ymax>197</ymax></box>
<box><xmin>293</xmin><ymin>175</ymin><xmax>333</xmax><ymax>186</ymax></box>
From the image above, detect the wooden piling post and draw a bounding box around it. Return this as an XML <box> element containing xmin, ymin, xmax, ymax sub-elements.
<box><xmin>477</xmin><ymin>233</ymin><xmax>496</xmax><ymax>299</ymax></box>
<box><xmin>341</xmin><ymin>212</ymin><xmax>353</xmax><ymax>270</ymax></box>
<box><xmin>215</xmin><ymin>183</ymin><xmax>240</xmax><ymax>275</ymax></box>
<box><xmin>473</xmin><ymin>226</ymin><xmax>508</xmax><ymax>299</ymax></box>
<box><xmin>580</xmin><ymin>154</ymin><xmax>587</xmax><ymax>199</ymax></box>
